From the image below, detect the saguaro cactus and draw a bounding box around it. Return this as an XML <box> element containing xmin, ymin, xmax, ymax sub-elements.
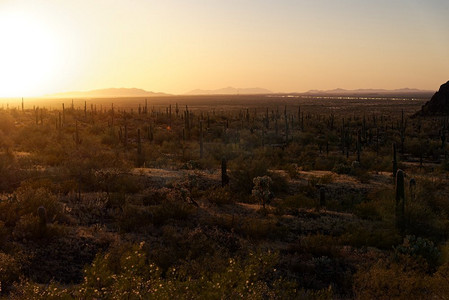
<box><xmin>73</xmin><ymin>120</ymin><xmax>82</xmax><ymax>146</ymax></box>
<box><xmin>137</xmin><ymin>128</ymin><xmax>142</xmax><ymax>154</ymax></box>
<box><xmin>252</xmin><ymin>176</ymin><xmax>273</xmax><ymax>208</ymax></box>
<box><xmin>319</xmin><ymin>187</ymin><xmax>326</xmax><ymax>208</ymax></box>
<box><xmin>199</xmin><ymin>120</ymin><xmax>204</xmax><ymax>158</ymax></box>
<box><xmin>392</xmin><ymin>143</ymin><xmax>398</xmax><ymax>178</ymax></box>
<box><xmin>356</xmin><ymin>130</ymin><xmax>361</xmax><ymax>163</ymax></box>
<box><xmin>221</xmin><ymin>158</ymin><xmax>229</xmax><ymax>187</ymax></box>
<box><xmin>37</xmin><ymin>206</ymin><xmax>47</xmax><ymax>235</ymax></box>
<box><xmin>409</xmin><ymin>178</ymin><xmax>416</xmax><ymax>201</ymax></box>
<box><xmin>395</xmin><ymin>169</ymin><xmax>406</xmax><ymax>233</ymax></box>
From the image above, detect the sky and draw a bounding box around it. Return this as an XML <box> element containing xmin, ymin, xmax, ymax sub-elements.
<box><xmin>0</xmin><ymin>0</ymin><xmax>448</xmax><ymax>97</ymax></box>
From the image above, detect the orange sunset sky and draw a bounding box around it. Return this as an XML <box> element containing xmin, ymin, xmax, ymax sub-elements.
<box><xmin>0</xmin><ymin>0</ymin><xmax>448</xmax><ymax>97</ymax></box>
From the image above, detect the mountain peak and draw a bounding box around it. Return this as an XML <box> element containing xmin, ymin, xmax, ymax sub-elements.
<box><xmin>46</xmin><ymin>88</ymin><xmax>169</xmax><ymax>98</ymax></box>
<box><xmin>304</xmin><ymin>87</ymin><xmax>433</xmax><ymax>96</ymax></box>
<box><xmin>186</xmin><ymin>87</ymin><xmax>272</xmax><ymax>95</ymax></box>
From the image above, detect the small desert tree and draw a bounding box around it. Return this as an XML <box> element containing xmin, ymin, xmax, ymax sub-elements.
<box><xmin>252</xmin><ymin>176</ymin><xmax>273</xmax><ymax>208</ymax></box>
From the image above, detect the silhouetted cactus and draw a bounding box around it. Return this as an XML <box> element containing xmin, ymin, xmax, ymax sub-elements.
<box><xmin>396</xmin><ymin>169</ymin><xmax>405</xmax><ymax>233</ymax></box>
<box><xmin>392</xmin><ymin>143</ymin><xmax>398</xmax><ymax>177</ymax></box>
<box><xmin>409</xmin><ymin>178</ymin><xmax>416</xmax><ymax>201</ymax></box>
<box><xmin>399</xmin><ymin>110</ymin><xmax>407</xmax><ymax>154</ymax></box>
<box><xmin>199</xmin><ymin>120</ymin><xmax>204</xmax><ymax>158</ymax></box>
<box><xmin>356</xmin><ymin>130</ymin><xmax>361</xmax><ymax>162</ymax></box>
<box><xmin>319</xmin><ymin>187</ymin><xmax>326</xmax><ymax>208</ymax></box>
<box><xmin>137</xmin><ymin>128</ymin><xmax>142</xmax><ymax>154</ymax></box>
<box><xmin>221</xmin><ymin>158</ymin><xmax>229</xmax><ymax>187</ymax></box>
<box><xmin>37</xmin><ymin>206</ymin><xmax>47</xmax><ymax>235</ymax></box>
<box><xmin>252</xmin><ymin>176</ymin><xmax>273</xmax><ymax>208</ymax></box>
<box><xmin>62</xmin><ymin>103</ymin><xmax>65</xmax><ymax>126</ymax></box>
<box><xmin>73</xmin><ymin>120</ymin><xmax>82</xmax><ymax>146</ymax></box>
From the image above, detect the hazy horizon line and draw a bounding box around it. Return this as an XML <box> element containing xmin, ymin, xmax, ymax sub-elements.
<box><xmin>0</xmin><ymin>85</ymin><xmax>437</xmax><ymax>99</ymax></box>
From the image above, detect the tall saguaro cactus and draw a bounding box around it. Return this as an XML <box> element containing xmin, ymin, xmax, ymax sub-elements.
<box><xmin>409</xmin><ymin>178</ymin><xmax>416</xmax><ymax>201</ymax></box>
<box><xmin>199</xmin><ymin>120</ymin><xmax>204</xmax><ymax>158</ymax></box>
<box><xmin>395</xmin><ymin>169</ymin><xmax>406</xmax><ymax>233</ymax></box>
<box><xmin>37</xmin><ymin>206</ymin><xmax>47</xmax><ymax>236</ymax></box>
<box><xmin>319</xmin><ymin>187</ymin><xmax>326</xmax><ymax>208</ymax></box>
<box><xmin>221</xmin><ymin>158</ymin><xmax>229</xmax><ymax>187</ymax></box>
<box><xmin>392</xmin><ymin>143</ymin><xmax>398</xmax><ymax>178</ymax></box>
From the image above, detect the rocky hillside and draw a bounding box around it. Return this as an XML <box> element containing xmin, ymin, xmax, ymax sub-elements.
<box><xmin>415</xmin><ymin>81</ymin><xmax>449</xmax><ymax>116</ymax></box>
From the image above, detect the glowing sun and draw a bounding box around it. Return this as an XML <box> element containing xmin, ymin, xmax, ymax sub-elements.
<box><xmin>0</xmin><ymin>12</ymin><xmax>60</xmax><ymax>97</ymax></box>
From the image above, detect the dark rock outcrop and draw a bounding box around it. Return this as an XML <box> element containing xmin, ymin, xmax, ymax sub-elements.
<box><xmin>415</xmin><ymin>81</ymin><xmax>449</xmax><ymax>116</ymax></box>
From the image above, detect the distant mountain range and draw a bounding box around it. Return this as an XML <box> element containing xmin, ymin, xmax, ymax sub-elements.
<box><xmin>44</xmin><ymin>86</ymin><xmax>435</xmax><ymax>98</ymax></box>
<box><xmin>46</xmin><ymin>88</ymin><xmax>169</xmax><ymax>98</ymax></box>
<box><xmin>303</xmin><ymin>88</ymin><xmax>434</xmax><ymax>96</ymax></box>
<box><xmin>185</xmin><ymin>87</ymin><xmax>273</xmax><ymax>95</ymax></box>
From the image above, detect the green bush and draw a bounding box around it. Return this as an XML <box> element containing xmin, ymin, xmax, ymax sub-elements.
<box><xmin>0</xmin><ymin>252</ymin><xmax>20</xmax><ymax>294</ymax></box>
<box><xmin>230</xmin><ymin>156</ymin><xmax>268</xmax><ymax>194</ymax></box>
<box><xmin>203</xmin><ymin>187</ymin><xmax>234</xmax><ymax>205</ymax></box>
<box><xmin>395</xmin><ymin>235</ymin><xmax>441</xmax><ymax>269</ymax></box>
<box><xmin>332</xmin><ymin>163</ymin><xmax>351</xmax><ymax>175</ymax></box>
<box><xmin>10</xmin><ymin>243</ymin><xmax>333</xmax><ymax>299</ymax></box>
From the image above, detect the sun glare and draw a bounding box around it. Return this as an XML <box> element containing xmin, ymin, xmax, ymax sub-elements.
<box><xmin>0</xmin><ymin>12</ymin><xmax>59</xmax><ymax>97</ymax></box>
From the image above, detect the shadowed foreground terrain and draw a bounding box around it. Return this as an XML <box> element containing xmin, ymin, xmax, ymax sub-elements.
<box><xmin>1</xmin><ymin>94</ymin><xmax>449</xmax><ymax>299</ymax></box>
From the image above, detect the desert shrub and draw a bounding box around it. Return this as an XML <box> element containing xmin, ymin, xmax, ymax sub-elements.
<box><xmin>110</xmin><ymin>173</ymin><xmax>144</xmax><ymax>193</ymax></box>
<box><xmin>116</xmin><ymin>204</ymin><xmax>153</xmax><ymax>232</ymax></box>
<box><xmin>0</xmin><ymin>221</ymin><xmax>7</xmax><ymax>244</ymax></box>
<box><xmin>14</xmin><ymin>185</ymin><xmax>63</xmax><ymax>221</ymax></box>
<box><xmin>204</xmin><ymin>214</ymin><xmax>287</xmax><ymax>241</ymax></box>
<box><xmin>93</xmin><ymin>171</ymin><xmax>142</xmax><ymax>194</ymax></box>
<box><xmin>11</xmin><ymin>214</ymin><xmax>66</xmax><ymax>240</ymax></box>
<box><xmin>405</xmin><ymin>199</ymin><xmax>449</xmax><ymax>242</ymax></box>
<box><xmin>354</xmin><ymin>201</ymin><xmax>382</xmax><ymax>221</ymax></box>
<box><xmin>319</xmin><ymin>174</ymin><xmax>334</xmax><ymax>184</ymax></box>
<box><xmin>0</xmin><ymin>185</ymin><xmax>65</xmax><ymax>228</ymax></box>
<box><xmin>80</xmin><ymin>245</ymin><xmax>304</xmax><ymax>299</ymax></box>
<box><xmin>203</xmin><ymin>187</ymin><xmax>234</xmax><ymax>205</ymax></box>
<box><xmin>428</xmin><ymin>262</ymin><xmax>449</xmax><ymax>297</ymax></box>
<box><xmin>297</xmin><ymin>147</ymin><xmax>320</xmax><ymax>170</ymax></box>
<box><xmin>314</xmin><ymin>157</ymin><xmax>339</xmax><ymax>171</ymax></box>
<box><xmin>269</xmin><ymin>171</ymin><xmax>289</xmax><ymax>195</ymax></box>
<box><xmin>291</xmin><ymin>234</ymin><xmax>342</xmax><ymax>258</ymax></box>
<box><xmin>0</xmin><ymin>252</ymin><xmax>20</xmax><ymax>294</ymax></box>
<box><xmin>151</xmin><ymin>197</ymin><xmax>194</xmax><ymax>226</ymax></box>
<box><xmin>0</xmin><ymin>153</ymin><xmax>25</xmax><ymax>192</ymax></box>
<box><xmin>282</xmin><ymin>163</ymin><xmax>300</xmax><ymax>179</ymax></box>
<box><xmin>352</xmin><ymin>167</ymin><xmax>371</xmax><ymax>183</ymax></box>
<box><xmin>153</xmin><ymin>129</ymin><xmax>176</xmax><ymax>145</ymax></box>
<box><xmin>282</xmin><ymin>194</ymin><xmax>318</xmax><ymax>210</ymax></box>
<box><xmin>206</xmin><ymin>143</ymin><xmax>236</xmax><ymax>162</ymax></box>
<box><xmin>332</xmin><ymin>163</ymin><xmax>351</xmax><ymax>175</ymax></box>
<box><xmin>238</xmin><ymin>217</ymin><xmax>288</xmax><ymax>241</ymax></box>
<box><xmin>394</xmin><ymin>235</ymin><xmax>441</xmax><ymax>269</ymax></box>
<box><xmin>353</xmin><ymin>255</ymin><xmax>431</xmax><ymax>299</ymax></box>
<box><xmin>361</xmin><ymin>189</ymin><xmax>395</xmax><ymax>220</ymax></box>
<box><xmin>341</xmin><ymin>223</ymin><xmax>401</xmax><ymax>250</ymax></box>
<box><xmin>230</xmin><ymin>156</ymin><xmax>268</xmax><ymax>194</ymax></box>
<box><xmin>180</xmin><ymin>160</ymin><xmax>201</xmax><ymax>170</ymax></box>
<box><xmin>100</xmin><ymin>131</ymin><xmax>119</xmax><ymax>146</ymax></box>
<box><xmin>0</xmin><ymin>112</ymin><xmax>15</xmax><ymax>135</ymax></box>
<box><xmin>363</xmin><ymin>151</ymin><xmax>391</xmax><ymax>172</ymax></box>
<box><xmin>352</xmin><ymin>242</ymin><xmax>449</xmax><ymax>299</ymax></box>
<box><xmin>252</xmin><ymin>176</ymin><xmax>274</xmax><ymax>208</ymax></box>
<box><xmin>141</xmin><ymin>188</ymin><xmax>170</xmax><ymax>206</ymax></box>
<box><xmin>10</xmin><ymin>243</ymin><xmax>326</xmax><ymax>299</ymax></box>
<box><xmin>148</xmin><ymin>226</ymin><xmax>219</xmax><ymax>271</ymax></box>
